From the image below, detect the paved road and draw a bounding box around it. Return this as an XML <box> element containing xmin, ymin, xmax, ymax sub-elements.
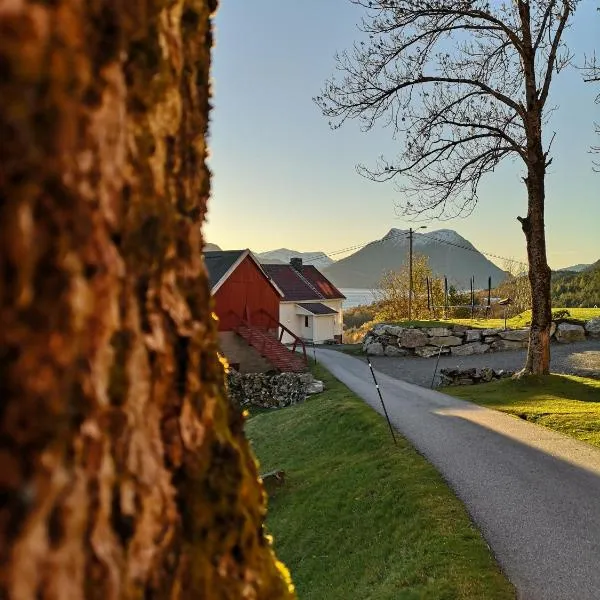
<box><xmin>315</xmin><ymin>348</ymin><xmax>600</xmax><ymax>600</ymax></box>
<box><xmin>359</xmin><ymin>339</ymin><xmax>600</xmax><ymax>388</ymax></box>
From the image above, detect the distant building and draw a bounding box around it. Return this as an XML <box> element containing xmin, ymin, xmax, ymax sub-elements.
<box><xmin>204</xmin><ymin>249</ymin><xmax>307</xmax><ymax>373</ymax></box>
<box><xmin>263</xmin><ymin>258</ymin><xmax>346</xmax><ymax>344</ymax></box>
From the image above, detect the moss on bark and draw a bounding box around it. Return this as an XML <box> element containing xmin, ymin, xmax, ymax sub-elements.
<box><xmin>0</xmin><ymin>1</ymin><xmax>295</xmax><ymax>598</ymax></box>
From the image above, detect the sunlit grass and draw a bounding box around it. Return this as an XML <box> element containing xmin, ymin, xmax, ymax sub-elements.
<box><xmin>391</xmin><ymin>308</ymin><xmax>600</xmax><ymax>330</ymax></box>
<box><xmin>445</xmin><ymin>374</ymin><xmax>600</xmax><ymax>447</ymax></box>
<box><xmin>246</xmin><ymin>364</ymin><xmax>514</xmax><ymax>600</ymax></box>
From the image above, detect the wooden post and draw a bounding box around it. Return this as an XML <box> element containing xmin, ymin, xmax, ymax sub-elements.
<box><xmin>487</xmin><ymin>276</ymin><xmax>492</xmax><ymax>319</ymax></box>
<box><xmin>408</xmin><ymin>228</ymin><xmax>414</xmax><ymax>320</ymax></box>
<box><xmin>444</xmin><ymin>276</ymin><xmax>448</xmax><ymax>319</ymax></box>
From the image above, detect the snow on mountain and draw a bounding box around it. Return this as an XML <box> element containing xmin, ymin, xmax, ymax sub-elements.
<box><xmin>203</xmin><ymin>243</ymin><xmax>222</xmax><ymax>252</ymax></box>
<box><xmin>382</xmin><ymin>227</ymin><xmax>474</xmax><ymax>249</ymax></box>
<box><xmin>256</xmin><ymin>248</ymin><xmax>334</xmax><ymax>269</ymax></box>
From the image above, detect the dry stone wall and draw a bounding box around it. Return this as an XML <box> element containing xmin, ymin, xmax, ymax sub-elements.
<box><xmin>363</xmin><ymin>318</ymin><xmax>599</xmax><ymax>358</ymax></box>
<box><xmin>440</xmin><ymin>367</ymin><xmax>514</xmax><ymax>386</ymax></box>
<box><xmin>227</xmin><ymin>371</ymin><xmax>324</xmax><ymax>409</ymax></box>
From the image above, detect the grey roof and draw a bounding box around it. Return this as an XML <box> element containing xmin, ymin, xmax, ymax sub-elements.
<box><xmin>297</xmin><ymin>302</ymin><xmax>338</xmax><ymax>315</ymax></box>
<box><xmin>204</xmin><ymin>250</ymin><xmax>245</xmax><ymax>290</ymax></box>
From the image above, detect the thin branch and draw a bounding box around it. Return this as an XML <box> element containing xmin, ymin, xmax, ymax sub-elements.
<box><xmin>540</xmin><ymin>1</ymin><xmax>571</xmax><ymax>106</ymax></box>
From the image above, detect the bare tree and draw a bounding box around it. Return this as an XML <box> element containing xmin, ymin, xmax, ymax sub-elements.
<box><xmin>583</xmin><ymin>9</ymin><xmax>599</xmax><ymax>170</ymax></box>
<box><xmin>316</xmin><ymin>0</ymin><xmax>578</xmax><ymax>375</ymax></box>
<box><xmin>496</xmin><ymin>259</ymin><xmax>533</xmax><ymax>315</ymax></box>
<box><xmin>0</xmin><ymin>1</ymin><xmax>294</xmax><ymax>598</ymax></box>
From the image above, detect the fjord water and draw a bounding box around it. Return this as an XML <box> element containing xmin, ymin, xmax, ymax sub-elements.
<box><xmin>340</xmin><ymin>288</ymin><xmax>379</xmax><ymax>309</ymax></box>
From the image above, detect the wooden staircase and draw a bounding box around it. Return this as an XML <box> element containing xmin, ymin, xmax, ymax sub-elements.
<box><xmin>236</xmin><ymin>324</ymin><xmax>306</xmax><ymax>372</ymax></box>
<box><xmin>229</xmin><ymin>309</ymin><xmax>308</xmax><ymax>373</ymax></box>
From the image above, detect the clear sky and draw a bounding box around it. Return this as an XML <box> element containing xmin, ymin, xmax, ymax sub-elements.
<box><xmin>205</xmin><ymin>1</ymin><xmax>600</xmax><ymax>270</ymax></box>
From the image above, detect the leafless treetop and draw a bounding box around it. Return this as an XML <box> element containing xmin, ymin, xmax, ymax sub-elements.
<box><xmin>582</xmin><ymin>9</ymin><xmax>599</xmax><ymax>171</ymax></box>
<box><xmin>316</xmin><ymin>0</ymin><xmax>578</xmax><ymax>217</ymax></box>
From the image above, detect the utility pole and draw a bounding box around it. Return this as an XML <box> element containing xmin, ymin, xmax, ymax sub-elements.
<box><xmin>408</xmin><ymin>226</ymin><xmax>426</xmax><ymax>320</ymax></box>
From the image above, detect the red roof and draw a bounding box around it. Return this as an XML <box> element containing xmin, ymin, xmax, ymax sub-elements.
<box><xmin>263</xmin><ymin>264</ymin><xmax>345</xmax><ymax>302</ymax></box>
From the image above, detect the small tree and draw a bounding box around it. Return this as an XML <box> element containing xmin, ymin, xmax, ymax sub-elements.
<box><xmin>375</xmin><ymin>255</ymin><xmax>444</xmax><ymax>320</ymax></box>
<box><xmin>495</xmin><ymin>259</ymin><xmax>533</xmax><ymax>315</ymax></box>
<box><xmin>317</xmin><ymin>1</ymin><xmax>579</xmax><ymax>375</ymax></box>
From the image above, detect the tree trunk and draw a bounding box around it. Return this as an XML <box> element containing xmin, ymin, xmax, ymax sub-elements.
<box><xmin>516</xmin><ymin>3</ymin><xmax>552</xmax><ymax>377</ymax></box>
<box><xmin>0</xmin><ymin>1</ymin><xmax>294</xmax><ymax>599</ymax></box>
<box><xmin>519</xmin><ymin>163</ymin><xmax>552</xmax><ymax>375</ymax></box>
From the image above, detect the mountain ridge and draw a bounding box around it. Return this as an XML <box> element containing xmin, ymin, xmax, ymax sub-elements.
<box><xmin>256</xmin><ymin>248</ymin><xmax>334</xmax><ymax>269</ymax></box>
<box><xmin>557</xmin><ymin>263</ymin><xmax>591</xmax><ymax>273</ymax></box>
<box><xmin>322</xmin><ymin>228</ymin><xmax>507</xmax><ymax>289</ymax></box>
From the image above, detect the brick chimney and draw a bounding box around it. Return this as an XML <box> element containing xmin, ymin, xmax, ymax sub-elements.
<box><xmin>290</xmin><ymin>257</ymin><xmax>303</xmax><ymax>271</ymax></box>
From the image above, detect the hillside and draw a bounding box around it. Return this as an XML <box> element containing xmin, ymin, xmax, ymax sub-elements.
<box><xmin>552</xmin><ymin>260</ymin><xmax>600</xmax><ymax>307</ymax></box>
<box><xmin>557</xmin><ymin>263</ymin><xmax>590</xmax><ymax>273</ymax></box>
<box><xmin>322</xmin><ymin>228</ymin><xmax>507</xmax><ymax>289</ymax></box>
<box><xmin>256</xmin><ymin>248</ymin><xmax>333</xmax><ymax>269</ymax></box>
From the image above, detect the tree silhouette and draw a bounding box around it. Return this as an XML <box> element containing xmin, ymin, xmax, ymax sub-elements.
<box><xmin>317</xmin><ymin>0</ymin><xmax>579</xmax><ymax>375</ymax></box>
<box><xmin>583</xmin><ymin>8</ymin><xmax>599</xmax><ymax>170</ymax></box>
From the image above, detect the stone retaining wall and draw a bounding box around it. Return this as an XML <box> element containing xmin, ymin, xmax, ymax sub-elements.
<box><xmin>226</xmin><ymin>371</ymin><xmax>324</xmax><ymax>409</ymax></box>
<box><xmin>362</xmin><ymin>316</ymin><xmax>600</xmax><ymax>358</ymax></box>
<box><xmin>439</xmin><ymin>367</ymin><xmax>514</xmax><ymax>386</ymax></box>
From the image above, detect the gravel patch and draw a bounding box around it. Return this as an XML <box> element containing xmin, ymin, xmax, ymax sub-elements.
<box><xmin>356</xmin><ymin>339</ymin><xmax>600</xmax><ymax>388</ymax></box>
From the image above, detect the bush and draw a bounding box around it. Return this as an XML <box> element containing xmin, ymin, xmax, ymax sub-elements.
<box><xmin>343</xmin><ymin>303</ymin><xmax>379</xmax><ymax>329</ymax></box>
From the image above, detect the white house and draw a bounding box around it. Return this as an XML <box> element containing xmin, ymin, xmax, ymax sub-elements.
<box><xmin>263</xmin><ymin>258</ymin><xmax>345</xmax><ymax>344</ymax></box>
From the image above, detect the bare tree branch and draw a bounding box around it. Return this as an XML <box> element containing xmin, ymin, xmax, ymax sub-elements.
<box><xmin>315</xmin><ymin>0</ymin><xmax>578</xmax><ymax>216</ymax></box>
<box><xmin>539</xmin><ymin>1</ymin><xmax>573</xmax><ymax>106</ymax></box>
<box><xmin>316</xmin><ymin>0</ymin><xmax>581</xmax><ymax>375</ymax></box>
<box><xmin>582</xmin><ymin>7</ymin><xmax>599</xmax><ymax>171</ymax></box>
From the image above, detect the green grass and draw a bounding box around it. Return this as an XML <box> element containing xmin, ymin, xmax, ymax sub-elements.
<box><xmin>444</xmin><ymin>375</ymin><xmax>600</xmax><ymax>448</ymax></box>
<box><xmin>246</xmin><ymin>365</ymin><xmax>514</xmax><ymax>600</ymax></box>
<box><xmin>385</xmin><ymin>308</ymin><xmax>600</xmax><ymax>331</ymax></box>
<box><xmin>334</xmin><ymin>344</ymin><xmax>365</xmax><ymax>357</ymax></box>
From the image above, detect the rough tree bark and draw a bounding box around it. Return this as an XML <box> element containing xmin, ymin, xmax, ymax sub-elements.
<box><xmin>0</xmin><ymin>1</ymin><xmax>294</xmax><ymax>598</ymax></box>
<box><xmin>519</xmin><ymin>166</ymin><xmax>552</xmax><ymax>375</ymax></box>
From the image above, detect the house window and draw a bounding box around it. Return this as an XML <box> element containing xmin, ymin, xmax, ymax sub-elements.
<box><xmin>304</xmin><ymin>316</ymin><xmax>309</xmax><ymax>328</ymax></box>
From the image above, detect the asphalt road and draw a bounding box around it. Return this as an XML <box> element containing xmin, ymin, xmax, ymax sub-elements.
<box><xmin>315</xmin><ymin>348</ymin><xmax>600</xmax><ymax>600</ymax></box>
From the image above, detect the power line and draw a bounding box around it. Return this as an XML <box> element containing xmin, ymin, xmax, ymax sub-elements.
<box><xmin>418</xmin><ymin>231</ymin><xmax>529</xmax><ymax>268</ymax></box>
<box><xmin>296</xmin><ymin>228</ymin><xmax>528</xmax><ymax>270</ymax></box>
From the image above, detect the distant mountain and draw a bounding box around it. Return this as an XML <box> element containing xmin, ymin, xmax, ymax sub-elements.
<box><xmin>552</xmin><ymin>259</ymin><xmax>600</xmax><ymax>306</ymax></box>
<box><xmin>322</xmin><ymin>228</ymin><xmax>507</xmax><ymax>289</ymax></box>
<box><xmin>256</xmin><ymin>248</ymin><xmax>334</xmax><ymax>270</ymax></box>
<box><xmin>203</xmin><ymin>243</ymin><xmax>222</xmax><ymax>252</ymax></box>
<box><xmin>557</xmin><ymin>263</ymin><xmax>590</xmax><ymax>273</ymax></box>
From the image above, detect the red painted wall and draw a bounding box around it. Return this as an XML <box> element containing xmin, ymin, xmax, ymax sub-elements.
<box><xmin>213</xmin><ymin>256</ymin><xmax>280</xmax><ymax>331</ymax></box>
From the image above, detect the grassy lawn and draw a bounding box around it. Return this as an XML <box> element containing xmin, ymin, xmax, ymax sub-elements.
<box><xmin>389</xmin><ymin>308</ymin><xmax>600</xmax><ymax>330</ymax></box>
<box><xmin>246</xmin><ymin>365</ymin><xmax>514</xmax><ymax>600</ymax></box>
<box><xmin>444</xmin><ymin>375</ymin><xmax>600</xmax><ymax>448</ymax></box>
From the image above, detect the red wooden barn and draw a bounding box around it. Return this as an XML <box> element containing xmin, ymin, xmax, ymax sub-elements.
<box><xmin>204</xmin><ymin>249</ymin><xmax>307</xmax><ymax>373</ymax></box>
